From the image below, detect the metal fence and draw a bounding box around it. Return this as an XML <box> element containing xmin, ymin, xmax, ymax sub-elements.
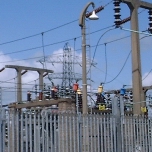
<box><xmin>0</xmin><ymin>109</ymin><xmax>152</xmax><ymax>152</ymax></box>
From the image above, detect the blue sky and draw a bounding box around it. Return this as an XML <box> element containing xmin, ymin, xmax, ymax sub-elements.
<box><xmin>0</xmin><ymin>0</ymin><xmax>152</xmax><ymax>104</ymax></box>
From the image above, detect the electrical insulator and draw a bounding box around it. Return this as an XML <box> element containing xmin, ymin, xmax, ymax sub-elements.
<box><xmin>73</xmin><ymin>83</ymin><xmax>79</xmax><ymax>92</ymax></box>
<box><xmin>43</xmin><ymin>83</ymin><xmax>46</xmax><ymax>91</ymax></box>
<box><xmin>78</xmin><ymin>94</ymin><xmax>82</xmax><ymax>109</ymax></box>
<box><xmin>45</xmin><ymin>87</ymin><xmax>50</xmax><ymax>100</ymax></box>
<box><xmin>148</xmin><ymin>9</ymin><xmax>152</xmax><ymax>33</ymax></box>
<box><xmin>51</xmin><ymin>88</ymin><xmax>55</xmax><ymax>98</ymax></box>
<box><xmin>129</xmin><ymin>91</ymin><xmax>133</xmax><ymax>102</ymax></box>
<box><xmin>113</xmin><ymin>0</ymin><xmax>121</xmax><ymax>27</ymax></box>
<box><xmin>96</xmin><ymin>94</ymin><xmax>101</xmax><ymax>105</ymax></box>
<box><xmin>54</xmin><ymin>87</ymin><xmax>58</xmax><ymax>99</ymax></box>
<box><xmin>65</xmin><ymin>87</ymin><xmax>70</xmax><ymax>96</ymax></box>
<box><xmin>98</xmin><ymin>83</ymin><xmax>103</xmax><ymax>93</ymax></box>
<box><xmin>27</xmin><ymin>91</ymin><xmax>31</xmax><ymax>101</ymax></box>
<box><xmin>107</xmin><ymin>94</ymin><xmax>111</xmax><ymax>101</ymax></box>
<box><xmin>45</xmin><ymin>92</ymin><xmax>50</xmax><ymax>100</ymax></box>
<box><xmin>124</xmin><ymin>94</ymin><xmax>128</xmax><ymax>100</ymax></box>
<box><xmin>77</xmin><ymin>88</ymin><xmax>82</xmax><ymax>108</ymax></box>
<box><xmin>39</xmin><ymin>90</ymin><xmax>43</xmax><ymax>101</ymax></box>
<box><xmin>77</xmin><ymin>88</ymin><xmax>82</xmax><ymax>95</ymax></box>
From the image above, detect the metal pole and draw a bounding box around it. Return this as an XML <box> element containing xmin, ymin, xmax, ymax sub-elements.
<box><xmin>79</xmin><ymin>2</ymin><xmax>95</xmax><ymax>114</ymax></box>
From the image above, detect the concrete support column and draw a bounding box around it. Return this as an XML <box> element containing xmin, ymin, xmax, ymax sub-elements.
<box><xmin>38</xmin><ymin>71</ymin><xmax>44</xmax><ymax>91</ymax></box>
<box><xmin>9</xmin><ymin>108</ymin><xmax>17</xmax><ymax>152</ymax></box>
<box><xmin>58</xmin><ymin>100</ymin><xmax>76</xmax><ymax>113</ymax></box>
<box><xmin>16</xmin><ymin>68</ymin><xmax>22</xmax><ymax>103</ymax></box>
<box><xmin>130</xmin><ymin>6</ymin><xmax>142</xmax><ymax>115</ymax></box>
<box><xmin>58</xmin><ymin>99</ymin><xmax>76</xmax><ymax>151</ymax></box>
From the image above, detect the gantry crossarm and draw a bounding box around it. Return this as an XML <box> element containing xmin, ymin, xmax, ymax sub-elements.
<box><xmin>140</xmin><ymin>1</ymin><xmax>152</xmax><ymax>9</ymax></box>
<box><xmin>5</xmin><ymin>65</ymin><xmax>53</xmax><ymax>73</ymax></box>
<box><xmin>5</xmin><ymin>65</ymin><xmax>54</xmax><ymax>103</ymax></box>
<box><xmin>120</xmin><ymin>0</ymin><xmax>152</xmax><ymax>9</ymax></box>
<box><xmin>38</xmin><ymin>55</ymin><xmax>97</xmax><ymax>66</ymax></box>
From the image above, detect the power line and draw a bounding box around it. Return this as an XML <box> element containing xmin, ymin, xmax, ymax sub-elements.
<box><xmin>0</xmin><ymin>19</ymin><xmax>78</xmax><ymax>46</ymax></box>
<box><xmin>142</xmin><ymin>69</ymin><xmax>152</xmax><ymax>81</ymax></box>
<box><xmin>0</xmin><ymin>25</ymin><xmax>114</xmax><ymax>57</ymax></box>
<box><xmin>75</xmin><ymin>35</ymin><xmax>131</xmax><ymax>51</ymax></box>
<box><xmin>0</xmin><ymin>37</ymin><xmax>81</xmax><ymax>57</ymax></box>
<box><xmin>103</xmin><ymin>43</ymin><xmax>107</xmax><ymax>84</ymax></box>
<box><xmin>92</xmin><ymin>65</ymin><xmax>124</xmax><ymax>84</ymax></box>
<box><xmin>0</xmin><ymin>55</ymin><xmax>44</xmax><ymax>63</ymax></box>
<box><xmin>87</xmin><ymin>28</ymin><xmax>115</xmax><ymax>74</ymax></box>
<box><xmin>0</xmin><ymin>34</ymin><xmax>130</xmax><ymax>64</ymax></box>
<box><xmin>104</xmin><ymin>50</ymin><xmax>131</xmax><ymax>84</ymax></box>
<box><xmin>0</xmin><ymin>29</ymin><xmax>149</xmax><ymax>65</ymax></box>
<box><xmin>0</xmin><ymin>81</ymin><xmax>38</xmax><ymax>86</ymax></box>
<box><xmin>0</xmin><ymin>0</ymin><xmax>113</xmax><ymax>47</ymax></box>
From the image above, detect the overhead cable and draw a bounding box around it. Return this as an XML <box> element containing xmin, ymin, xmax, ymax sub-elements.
<box><xmin>104</xmin><ymin>50</ymin><xmax>131</xmax><ymax>84</ymax></box>
<box><xmin>0</xmin><ymin>19</ymin><xmax>78</xmax><ymax>46</ymax></box>
<box><xmin>0</xmin><ymin>25</ymin><xmax>114</xmax><ymax>57</ymax></box>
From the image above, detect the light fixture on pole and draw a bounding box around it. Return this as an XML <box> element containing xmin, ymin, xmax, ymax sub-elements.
<box><xmin>79</xmin><ymin>2</ymin><xmax>99</xmax><ymax>114</ymax></box>
<box><xmin>89</xmin><ymin>10</ymin><xmax>99</xmax><ymax>20</ymax></box>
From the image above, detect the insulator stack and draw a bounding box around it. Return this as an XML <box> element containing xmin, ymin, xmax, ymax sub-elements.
<box><xmin>129</xmin><ymin>91</ymin><xmax>133</xmax><ymax>102</ymax></box>
<box><xmin>113</xmin><ymin>0</ymin><xmax>121</xmax><ymax>27</ymax></box>
<box><xmin>39</xmin><ymin>90</ymin><xmax>43</xmax><ymax>101</ymax></box>
<box><xmin>77</xmin><ymin>88</ymin><xmax>82</xmax><ymax>108</ymax></box>
<box><xmin>149</xmin><ymin>9</ymin><xmax>152</xmax><ymax>33</ymax></box>
<box><xmin>27</xmin><ymin>91</ymin><xmax>31</xmax><ymax>101</ymax></box>
<box><xmin>78</xmin><ymin>94</ymin><xmax>82</xmax><ymax>109</ymax></box>
<box><xmin>45</xmin><ymin>86</ymin><xmax>50</xmax><ymax>100</ymax></box>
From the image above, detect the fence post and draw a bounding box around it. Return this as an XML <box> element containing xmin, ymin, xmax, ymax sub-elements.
<box><xmin>112</xmin><ymin>96</ymin><xmax>122</xmax><ymax>152</ymax></box>
<box><xmin>120</xmin><ymin>95</ymin><xmax>124</xmax><ymax>152</ymax></box>
<box><xmin>0</xmin><ymin>114</ymin><xmax>2</xmax><ymax>152</ymax></box>
<box><xmin>0</xmin><ymin>109</ymin><xmax>6</xmax><ymax>152</ymax></box>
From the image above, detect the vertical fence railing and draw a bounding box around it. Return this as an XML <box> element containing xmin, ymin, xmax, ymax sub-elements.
<box><xmin>1</xmin><ymin>109</ymin><xmax>152</xmax><ymax>152</ymax></box>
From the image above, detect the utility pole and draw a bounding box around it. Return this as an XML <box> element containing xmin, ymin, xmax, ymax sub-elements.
<box><xmin>119</xmin><ymin>0</ymin><xmax>152</xmax><ymax>115</ymax></box>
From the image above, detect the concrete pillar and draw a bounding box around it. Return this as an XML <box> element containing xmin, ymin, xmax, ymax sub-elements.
<box><xmin>8</xmin><ymin>108</ymin><xmax>17</xmax><ymax>152</ymax></box>
<box><xmin>58</xmin><ymin>99</ymin><xmax>76</xmax><ymax>151</ymax></box>
<box><xmin>16</xmin><ymin>68</ymin><xmax>22</xmax><ymax>103</ymax></box>
<box><xmin>38</xmin><ymin>71</ymin><xmax>44</xmax><ymax>91</ymax></box>
<box><xmin>58</xmin><ymin>100</ymin><xmax>76</xmax><ymax>113</ymax></box>
<box><xmin>128</xmin><ymin>2</ymin><xmax>142</xmax><ymax>115</ymax></box>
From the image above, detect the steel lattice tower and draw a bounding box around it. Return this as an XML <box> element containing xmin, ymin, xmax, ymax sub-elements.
<box><xmin>38</xmin><ymin>42</ymin><xmax>96</xmax><ymax>89</ymax></box>
<box><xmin>62</xmin><ymin>42</ymin><xmax>74</xmax><ymax>88</ymax></box>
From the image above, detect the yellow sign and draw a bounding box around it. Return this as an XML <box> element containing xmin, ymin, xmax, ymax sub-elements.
<box><xmin>99</xmin><ymin>105</ymin><xmax>106</xmax><ymax>111</ymax></box>
<box><xmin>141</xmin><ymin>107</ymin><xmax>147</xmax><ymax>113</ymax></box>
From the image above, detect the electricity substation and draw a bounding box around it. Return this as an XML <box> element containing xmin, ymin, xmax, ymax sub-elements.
<box><xmin>1</xmin><ymin>0</ymin><xmax>152</xmax><ymax>152</ymax></box>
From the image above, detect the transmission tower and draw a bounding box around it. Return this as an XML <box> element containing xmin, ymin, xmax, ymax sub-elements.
<box><xmin>38</xmin><ymin>42</ymin><xmax>96</xmax><ymax>88</ymax></box>
<box><xmin>62</xmin><ymin>43</ymin><xmax>74</xmax><ymax>88</ymax></box>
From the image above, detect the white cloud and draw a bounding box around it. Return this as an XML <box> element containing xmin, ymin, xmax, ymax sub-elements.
<box><xmin>0</xmin><ymin>48</ymin><xmax>84</xmax><ymax>105</ymax></box>
<box><xmin>142</xmin><ymin>72</ymin><xmax>152</xmax><ymax>86</ymax></box>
